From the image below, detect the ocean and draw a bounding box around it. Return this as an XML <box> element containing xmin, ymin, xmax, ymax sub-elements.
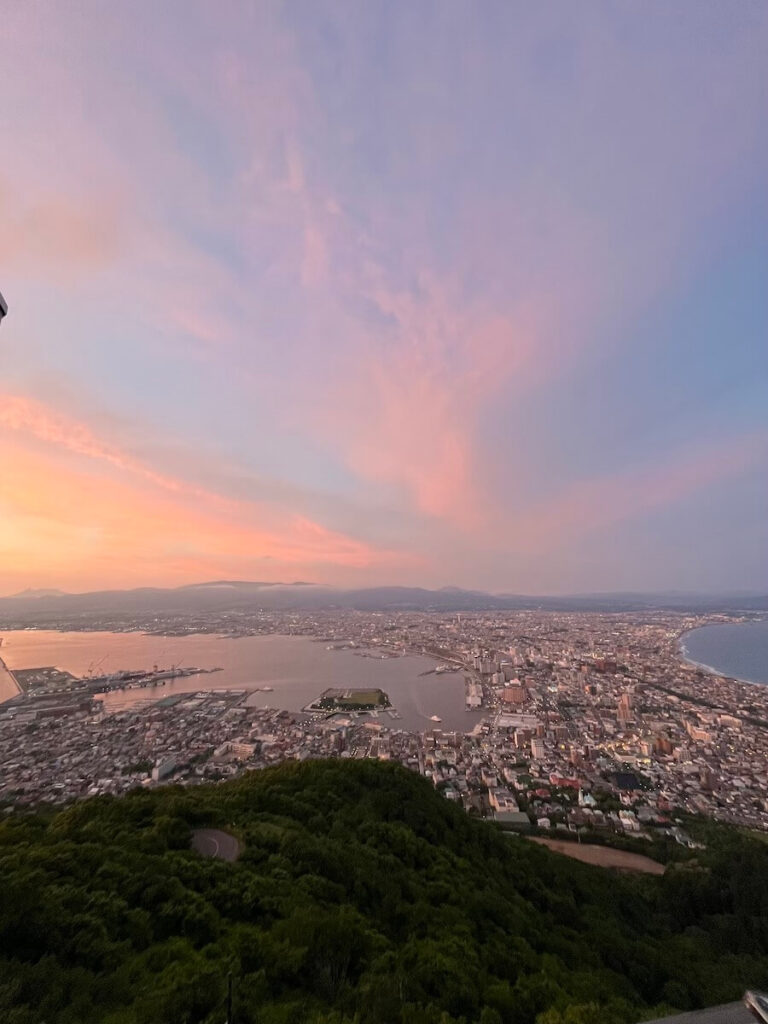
<box><xmin>681</xmin><ymin>620</ymin><xmax>768</xmax><ymax>684</ymax></box>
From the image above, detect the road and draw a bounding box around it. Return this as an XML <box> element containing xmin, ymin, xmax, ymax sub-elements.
<box><xmin>190</xmin><ymin>828</ymin><xmax>241</xmax><ymax>862</ymax></box>
<box><xmin>639</xmin><ymin>1002</ymin><xmax>753</xmax><ymax>1023</ymax></box>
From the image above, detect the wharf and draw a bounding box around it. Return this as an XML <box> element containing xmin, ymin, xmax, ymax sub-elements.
<box><xmin>89</xmin><ymin>666</ymin><xmax>222</xmax><ymax>693</ymax></box>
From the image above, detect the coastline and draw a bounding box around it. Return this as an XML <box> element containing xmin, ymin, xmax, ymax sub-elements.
<box><xmin>678</xmin><ymin>621</ymin><xmax>768</xmax><ymax>687</ymax></box>
<box><xmin>0</xmin><ymin>629</ymin><xmax>479</xmax><ymax>731</ymax></box>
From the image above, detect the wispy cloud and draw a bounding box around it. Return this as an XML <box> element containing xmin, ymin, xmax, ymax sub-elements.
<box><xmin>508</xmin><ymin>436</ymin><xmax>768</xmax><ymax>554</ymax></box>
<box><xmin>0</xmin><ymin>3</ymin><xmax>765</xmax><ymax>591</ymax></box>
<box><xmin>0</xmin><ymin>395</ymin><xmax>416</xmax><ymax>590</ymax></box>
<box><xmin>318</xmin><ymin>278</ymin><xmax>537</xmax><ymax>526</ymax></box>
<box><xmin>0</xmin><ymin>395</ymin><xmax>183</xmax><ymax>492</ymax></box>
<box><xmin>0</xmin><ymin>189</ymin><xmax>125</xmax><ymax>278</ymax></box>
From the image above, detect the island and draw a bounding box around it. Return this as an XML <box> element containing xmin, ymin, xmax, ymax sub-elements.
<box><xmin>304</xmin><ymin>686</ymin><xmax>391</xmax><ymax>714</ymax></box>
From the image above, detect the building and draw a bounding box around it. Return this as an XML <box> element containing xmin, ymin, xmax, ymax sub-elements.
<box><xmin>495</xmin><ymin>810</ymin><xmax>531</xmax><ymax>831</ymax></box>
<box><xmin>503</xmin><ymin>684</ymin><xmax>526</xmax><ymax>705</ymax></box>
<box><xmin>152</xmin><ymin>756</ymin><xmax>177</xmax><ymax>782</ymax></box>
<box><xmin>489</xmin><ymin>787</ymin><xmax>519</xmax><ymax>813</ymax></box>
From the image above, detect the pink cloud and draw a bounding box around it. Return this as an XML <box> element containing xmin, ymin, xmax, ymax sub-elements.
<box><xmin>0</xmin><ymin>183</ymin><xmax>125</xmax><ymax>278</ymax></box>
<box><xmin>316</xmin><ymin>270</ymin><xmax>539</xmax><ymax>528</ymax></box>
<box><xmin>0</xmin><ymin>442</ymin><xmax>384</xmax><ymax>592</ymax></box>
<box><xmin>0</xmin><ymin>394</ymin><xmax>186</xmax><ymax>493</ymax></box>
<box><xmin>1</xmin><ymin>3</ymin><xmax>764</xmax><ymax>596</ymax></box>
<box><xmin>0</xmin><ymin>395</ymin><xmax>417</xmax><ymax>588</ymax></box>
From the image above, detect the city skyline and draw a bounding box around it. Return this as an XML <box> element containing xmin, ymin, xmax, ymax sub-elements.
<box><xmin>1</xmin><ymin>2</ymin><xmax>767</xmax><ymax>595</ymax></box>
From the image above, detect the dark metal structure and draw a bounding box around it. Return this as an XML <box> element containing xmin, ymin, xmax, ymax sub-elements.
<box><xmin>745</xmin><ymin>990</ymin><xmax>768</xmax><ymax>1022</ymax></box>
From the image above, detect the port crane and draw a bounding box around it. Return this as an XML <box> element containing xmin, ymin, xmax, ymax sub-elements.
<box><xmin>86</xmin><ymin>656</ymin><xmax>108</xmax><ymax>678</ymax></box>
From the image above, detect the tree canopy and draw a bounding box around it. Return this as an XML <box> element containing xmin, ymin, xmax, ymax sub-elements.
<box><xmin>1</xmin><ymin>759</ymin><xmax>767</xmax><ymax>1023</ymax></box>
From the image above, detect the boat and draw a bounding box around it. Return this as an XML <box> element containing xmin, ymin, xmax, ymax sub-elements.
<box><xmin>430</xmin><ymin>714</ymin><xmax>442</xmax><ymax>723</ymax></box>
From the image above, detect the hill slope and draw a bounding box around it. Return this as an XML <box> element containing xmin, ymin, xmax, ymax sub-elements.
<box><xmin>1</xmin><ymin>760</ymin><xmax>768</xmax><ymax>1024</ymax></box>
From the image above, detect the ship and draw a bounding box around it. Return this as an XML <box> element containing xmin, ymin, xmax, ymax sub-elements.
<box><xmin>430</xmin><ymin>714</ymin><xmax>442</xmax><ymax>723</ymax></box>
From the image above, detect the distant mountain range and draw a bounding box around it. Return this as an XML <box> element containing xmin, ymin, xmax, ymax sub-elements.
<box><xmin>0</xmin><ymin>580</ymin><xmax>766</xmax><ymax>620</ymax></box>
<box><xmin>8</xmin><ymin>588</ymin><xmax>68</xmax><ymax>600</ymax></box>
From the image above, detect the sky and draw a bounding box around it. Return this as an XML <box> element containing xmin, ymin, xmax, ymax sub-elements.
<box><xmin>1</xmin><ymin>1</ymin><xmax>767</xmax><ymax>596</ymax></box>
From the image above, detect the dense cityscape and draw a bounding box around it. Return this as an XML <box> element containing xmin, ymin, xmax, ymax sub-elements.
<box><xmin>2</xmin><ymin>609</ymin><xmax>767</xmax><ymax>841</ymax></box>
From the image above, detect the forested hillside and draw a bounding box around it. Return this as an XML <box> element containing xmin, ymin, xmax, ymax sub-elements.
<box><xmin>1</xmin><ymin>760</ymin><xmax>767</xmax><ymax>1024</ymax></box>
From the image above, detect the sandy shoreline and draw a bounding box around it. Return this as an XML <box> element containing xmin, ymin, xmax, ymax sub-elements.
<box><xmin>677</xmin><ymin>622</ymin><xmax>768</xmax><ymax>687</ymax></box>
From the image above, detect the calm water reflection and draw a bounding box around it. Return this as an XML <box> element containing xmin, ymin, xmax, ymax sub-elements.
<box><xmin>0</xmin><ymin>630</ymin><xmax>485</xmax><ymax>732</ymax></box>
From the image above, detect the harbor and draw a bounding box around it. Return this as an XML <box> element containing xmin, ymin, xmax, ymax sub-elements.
<box><xmin>0</xmin><ymin>630</ymin><xmax>483</xmax><ymax>731</ymax></box>
<box><xmin>89</xmin><ymin>665</ymin><xmax>223</xmax><ymax>694</ymax></box>
<box><xmin>5</xmin><ymin>662</ymin><xmax>223</xmax><ymax>700</ymax></box>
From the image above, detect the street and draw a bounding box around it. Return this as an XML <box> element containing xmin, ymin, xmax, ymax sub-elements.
<box><xmin>190</xmin><ymin>828</ymin><xmax>241</xmax><ymax>862</ymax></box>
